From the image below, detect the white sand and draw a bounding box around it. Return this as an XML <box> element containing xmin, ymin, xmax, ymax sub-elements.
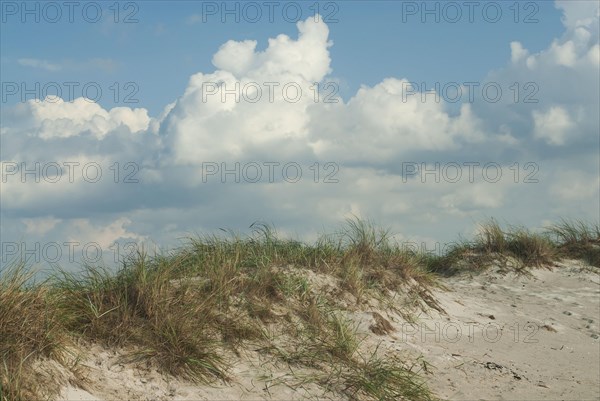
<box><xmin>57</xmin><ymin>260</ymin><xmax>600</xmax><ymax>400</ymax></box>
<box><xmin>376</xmin><ymin>260</ymin><xmax>600</xmax><ymax>400</ymax></box>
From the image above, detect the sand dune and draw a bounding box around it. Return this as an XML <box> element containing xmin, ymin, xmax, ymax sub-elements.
<box><xmin>57</xmin><ymin>260</ymin><xmax>599</xmax><ymax>401</ymax></box>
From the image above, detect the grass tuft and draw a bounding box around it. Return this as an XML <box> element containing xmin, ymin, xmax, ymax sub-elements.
<box><xmin>547</xmin><ymin>219</ymin><xmax>600</xmax><ymax>267</ymax></box>
<box><xmin>342</xmin><ymin>348</ymin><xmax>434</xmax><ymax>401</ymax></box>
<box><xmin>0</xmin><ymin>262</ymin><xmax>68</xmax><ymax>400</ymax></box>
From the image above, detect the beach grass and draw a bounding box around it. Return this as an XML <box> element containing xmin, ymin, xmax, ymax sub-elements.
<box><xmin>1</xmin><ymin>217</ymin><xmax>598</xmax><ymax>401</ymax></box>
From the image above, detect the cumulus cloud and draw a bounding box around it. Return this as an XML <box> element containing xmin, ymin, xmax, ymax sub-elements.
<box><xmin>161</xmin><ymin>17</ymin><xmax>485</xmax><ymax>166</ymax></box>
<box><xmin>42</xmin><ymin>98</ymin><xmax>149</xmax><ymax>139</ymax></box>
<box><xmin>67</xmin><ymin>217</ymin><xmax>146</xmax><ymax>250</ymax></box>
<box><xmin>210</xmin><ymin>17</ymin><xmax>332</xmax><ymax>81</ymax></box>
<box><xmin>475</xmin><ymin>0</ymin><xmax>598</xmax><ymax>155</ymax></box>
<box><xmin>510</xmin><ymin>42</ymin><xmax>529</xmax><ymax>64</ymax></box>
<box><xmin>212</xmin><ymin>40</ymin><xmax>258</xmax><ymax>77</ymax></box>
<box><xmin>2</xmin><ymin>96</ymin><xmax>150</xmax><ymax>140</ymax></box>
<box><xmin>532</xmin><ymin>106</ymin><xmax>575</xmax><ymax>145</ymax></box>
<box><xmin>309</xmin><ymin>80</ymin><xmax>485</xmax><ymax>163</ymax></box>
<box><xmin>555</xmin><ymin>0</ymin><xmax>600</xmax><ymax>31</ymax></box>
<box><xmin>508</xmin><ymin>0</ymin><xmax>597</xmax><ymax>69</ymax></box>
<box><xmin>161</xmin><ymin>17</ymin><xmax>333</xmax><ymax>165</ymax></box>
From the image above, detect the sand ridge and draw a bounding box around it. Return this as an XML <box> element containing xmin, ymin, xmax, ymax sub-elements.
<box><xmin>58</xmin><ymin>260</ymin><xmax>599</xmax><ymax>400</ymax></box>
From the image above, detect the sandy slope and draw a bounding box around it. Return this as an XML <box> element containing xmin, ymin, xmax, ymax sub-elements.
<box><xmin>379</xmin><ymin>259</ymin><xmax>600</xmax><ymax>400</ymax></box>
<box><xmin>58</xmin><ymin>260</ymin><xmax>599</xmax><ymax>401</ymax></box>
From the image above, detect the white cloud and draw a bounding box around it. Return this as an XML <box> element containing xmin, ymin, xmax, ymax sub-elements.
<box><xmin>212</xmin><ymin>40</ymin><xmax>258</xmax><ymax>77</ymax></box>
<box><xmin>0</xmin><ymin>154</ymin><xmax>125</xmax><ymax>209</ymax></box>
<box><xmin>162</xmin><ymin>18</ymin><xmax>485</xmax><ymax>166</ymax></box>
<box><xmin>19</xmin><ymin>96</ymin><xmax>150</xmax><ymax>139</ymax></box>
<box><xmin>161</xmin><ymin>17</ymin><xmax>334</xmax><ymax>164</ymax></box>
<box><xmin>510</xmin><ymin>41</ymin><xmax>529</xmax><ymax>64</ymax></box>
<box><xmin>67</xmin><ymin>217</ymin><xmax>145</xmax><ymax>249</ymax></box>
<box><xmin>18</xmin><ymin>58</ymin><xmax>62</xmax><ymax>72</ymax></box>
<box><xmin>555</xmin><ymin>0</ymin><xmax>600</xmax><ymax>30</ymax></box>
<box><xmin>515</xmin><ymin>1</ymin><xmax>599</xmax><ymax>71</ymax></box>
<box><xmin>309</xmin><ymin>81</ymin><xmax>485</xmax><ymax>162</ymax></box>
<box><xmin>514</xmin><ymin>26</ymin><xmax>597</xmax><ymax>71</ymax></box>
<box><xmin>474</xmin><ymin>0</ymin><xmax>598</xmax><ymax>153</ymax></box>
<box><xmin>588</xmin><ymin>43</ymin><xmax>600</xmax><ymax>66</ymax></box>
<box><xmin>212</xmin><ymin>16</ymin><xmax>332</xmax><ymax>82</ymax></box>
<box><xmin>550</xmin><ymin>170</ymin><xmax>600</xmax><ymax>201</ymax></box>
<box><xmin>23</xmin><ymin>217</ymin><xmax>62</xmax><ymax>235</ymax></box>
<box><xmin>532</xmin><ymin>106</ymin><xmax>575</xmax><ymax>145</ymax></box>
<box><xmin>549</xmin><ymin>39</ymin><xmax>577</xmax><ymax>67</ymax></box>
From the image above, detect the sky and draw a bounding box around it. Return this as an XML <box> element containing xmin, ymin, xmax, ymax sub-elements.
<box><xmin>1</xmin><ymin>0</ymin><xmax>599</xmax><ymax>271</ymax></box>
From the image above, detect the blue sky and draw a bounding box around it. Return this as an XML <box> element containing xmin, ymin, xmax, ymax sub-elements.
<box><xmin>1</xmin><ymin>1</ymin><xmax>599</xmax><ymax>270</ymax></box>
<box><xmin>2</xmin><ymin>1</ymin><xmax>566</xmax><ymax>114</ymax></box>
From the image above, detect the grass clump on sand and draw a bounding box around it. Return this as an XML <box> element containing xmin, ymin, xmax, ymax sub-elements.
<box><xmin>1</xmin><ymin>218</ymin><xmax>437</xmax><ymax>401</ymax></box>
<box><xmin>342</xmin><ymin>350</ymin><xmax>432</xmax><ymax>401</ymax></box>
<box><xmin>52</xmin><ymin>255</ymin><xmax>227</xmax><ymax>383</ymax></box>
<box><xmin>547</xmin><ymin>219</ymin><xmax>600</xmax><ymax>267</ymax></box>
<box><xmin>423</xmin><ymin>218</ymin><xmax>599</xmax><ymax>276</ymax></box>
<box><xmin>0</xmin><ymin>263</ymin><xmax>69</xmax><ymax>400</ymax></box>
<box><xmin>474</xmin><ymin>219</ymin><xmax>557</xmax><ymax>270</ymax></box>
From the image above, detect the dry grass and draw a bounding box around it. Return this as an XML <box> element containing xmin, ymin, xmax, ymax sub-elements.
<box><xmin>1</xmin><ymin>218</ymin><xmax>439</xmax><ymax>401</ymax></box>
<box><xmin>470</xmin><ymin>219</ymin><xmax>556</xmax><ymax>271</ymax></box>
<box><xmin>341</xmin><ymin>349</ymin><xmax>432</xmax><ymax>401</ymax></box>
<box><xmin>547</xmin><ymin>219</ymin><xmax>600</xmax><ymax>267</ymax></box>
<box><xmin>423</xmin><ymin>219</ymin><xmax>600</xmax><ymax>278</ymax></box>
<box><xmin>2</xmin><ymin>217</ymin><xmax>597</xmax><ymax>400</ymax></box>
<box><xmin>52</xmin><ymin>255</ymin><xmax>227</xmax><ymax>383</ymax></box>
<box><xmin>0</xmin><ymin>263</ymin><xmax>69</xmax><ymax>400</ymax></box>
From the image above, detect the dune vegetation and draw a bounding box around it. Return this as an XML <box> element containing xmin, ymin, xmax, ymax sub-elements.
<box><xmin>1</xmin><ymin>218</ymin><xmax>598</xmax><ymax>401</ymax></box>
